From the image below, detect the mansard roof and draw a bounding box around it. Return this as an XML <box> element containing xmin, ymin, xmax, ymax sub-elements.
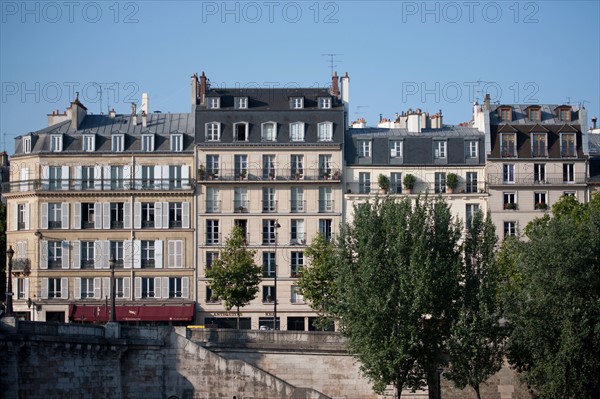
<box><xmin>14</xmin><ymin>113</ymin><xmax>195</xmax><ymax>155</ymax></box>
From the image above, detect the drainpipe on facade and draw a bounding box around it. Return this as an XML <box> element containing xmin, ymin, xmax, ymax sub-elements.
<box><xmin>193</xmin><ymin>144</ymin><xmax>199</xmax><ymax>320</ymax></box>
<box><xmin>131</xmin><ymin>153</ymin><xmax>136</xmax><ymax>302</ymax></box>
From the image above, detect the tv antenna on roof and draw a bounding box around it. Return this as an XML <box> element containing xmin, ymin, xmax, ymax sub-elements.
<box><xmin>566</xmin><ymin>96</ymin><xmax>572</xmax><ymax>105</ymax></box>
<box><xmin>322</xmin><ymin>53</ymin><xmax>343</xmax><ymax>77</ymax></box>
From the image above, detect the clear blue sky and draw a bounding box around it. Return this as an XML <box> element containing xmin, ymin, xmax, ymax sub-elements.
<box><xmin>1</xmin><ymin>1</ymin><xmax>599</xmax><ymax>154</ymax></box>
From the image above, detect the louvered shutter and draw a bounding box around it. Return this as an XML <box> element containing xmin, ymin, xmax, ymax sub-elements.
<box><xmin>182</xmin><ymin>277</ymin><xmax>189</xmax><ymax>299</ymax></box>
<box><xmin>103</xmin><ymin>203</ymin><xmax>110</xmax><ymax>229</ymax></box>
<box><xmin>61</xmin><ymin>241</ymin><xmax>70</xmax><ymax>269</ymax></box>
<box><xmin>39</xmin><ymin>240</ymin><xmax>48</xmax><ymax>269</ymax></box>
<box><xmin>40</xmin><ymin>203</ymin><xmax>48</xmax><ymax>229</ymax></box>
<box><xmin>72</xmin><ymin>240</ymin><xmax>81</xmax><ymax>269</ymax></box>
<box><xmin>73</xmin><ymin>203</ymin><xmax>81</xmax><ymax>230</ymax></box>
<box><xmin>61</xmin><ymin>203</ymin><xmax>70</xmax><ymax>229</ymax></box>
<box><xmin>155</xmin><ymin>240</ymin><xmax>163</xmax><ymax>269</ymax></box>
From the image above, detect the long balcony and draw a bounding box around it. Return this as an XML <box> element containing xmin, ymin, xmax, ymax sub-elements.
<box><xmin>487</xmin><ymin>173</ymin><xmax>586</xmax><ymax>186</ymax></box>
<box><xmin>345</xmin><ymin>182</ymin><xmax>486</xmax><ymax>195</ymax></box>
<box><xmin>199</xmin><ymin>168</ymin><xmax>341</xmax><ymax>183</ymax></box>
<box><xmin>2</xmin><ymin>178</ymin><xmax>194</xmax><ymax>194</ymax></box>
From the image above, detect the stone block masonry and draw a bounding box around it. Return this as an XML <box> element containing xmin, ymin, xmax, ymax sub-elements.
<box><xmin>1</xmin><ymin>320</ymin><xmax>533</xmax><ymax>399</ymax></box>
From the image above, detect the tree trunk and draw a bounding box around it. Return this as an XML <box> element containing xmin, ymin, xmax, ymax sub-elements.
<box><xmin>474</xmin><ymin>384</ymin><xmax>481</xmax><ymax>399</ymax></box>
<box><xmin>236</xmin><ymin>306</ymin><xmax>240</xmax><ymax>330</ymax></box>
<box><xmin>396</xmin><ymin>385</ymin><xmax>402</xmax><ymax>399</ymax></box>
<box><xmin>427</xmin><ymin>369</ymin><xmax>441</xmax><ymax>399</ymax></box>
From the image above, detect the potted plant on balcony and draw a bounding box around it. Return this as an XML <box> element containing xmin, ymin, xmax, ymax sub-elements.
<box><xmin>378</xmin><ymin>174</ymin><xmax>390</xmax><ymax>194</ymax></box>
<box><xmin>268</xmin><ymin>171</ymin><xmax>275</xmax><ymax>180</ymax></box>
<box><xmin>446</xmin><ymin>173</ymin><xmax>459</xmax><ymax>194</ymax></box>
<box><xmin>505</xmin><ymin>203</ymin><xmax>518</xmax><ymax>210</ymax></box>
<box><xmin>198</xmin><ymin>164</ymin><xmax>206</xmax><ymax>180</ymax></box>
<box><xmin>322</xmin><ymin>171</ymin><xmax>331</xmax><ymax>180</ymax></box>
<box><xmin>403</xmin><ymin>174</ymin><xmax>416</xmax><ymax>194</ymax></box>
<box><xmin>240</xmin><ymin>169</ymin><xmax>247</xmax><ymax>180</ymax></box>
<box><xmin>535</xmin><ymin>202</ymin><xmax>548</xmax><ymax>210</ymax></box>
<box><xmin>333</xmin><ymin>169</ymin><xmax>341</xmax><ymax>180</ymax></box>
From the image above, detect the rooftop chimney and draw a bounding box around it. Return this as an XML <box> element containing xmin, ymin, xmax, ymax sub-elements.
<box><xmin>142</xmin><ymin>93</ymin><xmax>149</xmax><ymax>115</ymax></box>
<box><xmin>191</xmin><ymin>73</ymin><xmax>198</xmax><ymax>108</ymax></box>
<box><xmin>591</xmin><ymin>117</ymin><xmax>598</xmax><ymax>130</ymax></box>
<box><xmin>484</xmin><ymin>94</ymin><xmax>491</xmax><ymax>111</ymax></box>
<box><xmin>131</xmin><ymin>102</ymin><xmax>137</xmax><ymax>125</ymax></box>
<box><xmin>340</xmin><ymin>72</ymin><xmax>350</xmax><ymax>128</ymax></box>
<box><xmin>69</xmin><ymin>91</ymin><xmax>88</xmax><ymax>130</ymax></box>
<box><xmin>142</xmin><ymin>111</ymin><xmax>147</xmax><ymax>128</ymax></box>
<box><xmin>407</xmin><ymin>113</ymin><xmax>421</xmax><ymax>133</ymax></box>
<box><xmin>199</xmin><ymin>71</ymin><xmax>207</xmax><ymax>105</ymax></box>
<box><xmin>331</xmin><ymin>71</ymin><xmax>339</xmax><ymax>98</ymax></box>
<box><xmin>109</xmin><ymin>108</ymin><xmax>116</xmax><ymax>118</ymax></box>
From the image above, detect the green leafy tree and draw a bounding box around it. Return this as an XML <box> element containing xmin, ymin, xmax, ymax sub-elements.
<box><xmin>335</xmin><ymin>197</ymin><xmax>462</xmax><ymax>397</ymax></box>
<box><xmin>206</xmin><ymin>226</ymin><xmax>262</xmax><ymax>329</ymax></box>
<box><xmin>297</xmin><ymin>233</ymin><xmax>338</xmax><ymax>329</ymax></box>
<box><xmin>502</xmin><ymin>194</ymin><xmax>600</xmax><ymax>398</ymax></box>
<box><xmin>445</xmin><ymin>211</ymin><xmax>506</xmax><ymax>399</ymax></box>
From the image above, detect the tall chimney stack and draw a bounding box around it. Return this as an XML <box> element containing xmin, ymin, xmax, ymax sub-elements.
<box><xmin>331</xmin><ymin>71</ymin><xmax>339</xmax><ymax>98</ymax></box>
<box><xmin>142</xmin><ymin>111</ymin><xmax>147</xmax><ymax>128</ymax></box>
<box><xmin>484</xmin><ymin>94</ymin><xmax>491</xmax><ymax>111</ymax></box>
<box><xmin>142</xmin><ymin>93</ymin><xmax>149</xmax><ymax>115</ymax></box>
<box><xmin>340</xmin><ymin>72</ymin><xmax>350</xmax><ymax>128</ymax></box>
<box><xmin>131</xmin><ymin>103</ymin><xmax>137</xmax><ymax>125</ymax></box>
<box><xmin>69</xmin><ymin>91</ymin><xmax>88</xmax><ymax>130</ymax></box>
<box><xmin>199</xmin><ymin>71</ymin><xmax>207</xmax><ymax>105</ymax></box>
<box><xmin>191</xmin><ymin>73</ymin><xmax>198</xmax><ymax>108</ymax></box>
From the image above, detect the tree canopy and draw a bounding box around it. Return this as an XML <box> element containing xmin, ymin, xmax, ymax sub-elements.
<box><xmin>297</xmin><ymin>233</ymin><xmax>338</xmax><ymax>329</ymax></box>
<box><xmin>445</xmin><ymin>210</ymin><xmax>506</xmax><ymax>399</ymax></box>
<box><xmin>334</xmin><ymin>197</ymin><xmax>462</xmax><ymax>397</ymax></box>
<box><xmin>502</xmin><ymin>194</ymin><xmax>600</xmax><ymax>398</ymax></box>
<box><xmin>206</xmin><ymin>226</ymin><xmax>262</xmax><ymax>329</ymax></box>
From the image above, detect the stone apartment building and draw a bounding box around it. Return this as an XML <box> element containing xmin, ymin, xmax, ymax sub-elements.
<box><xmin>3</xmin><ymin>70</ymin><xmax>598</xmax><ymax>328</ymax></box>
<box><xmin>4</xmin><ymin>95</ymin><xmax>197</xmax><ymax>323</ymax></box>
<box><xmin>473</xmin><ymin>95</ymin><xmax>589</xmax><ymax>237</ymax></box>
<box><xmin>194</xmin><ymin>72</ymin><xmax>347</xmax><ymax>330</ymax></box>
<box><xmin>344</xmin><ymin>110</ymin><xmax>488</xmax><ymax>226</ymax></box>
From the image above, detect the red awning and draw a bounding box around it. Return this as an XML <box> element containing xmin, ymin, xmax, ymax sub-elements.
<box><xmin>69</xmin><ymin>304</ymin><xmax>195</xmax><ymax>322</ymax></box>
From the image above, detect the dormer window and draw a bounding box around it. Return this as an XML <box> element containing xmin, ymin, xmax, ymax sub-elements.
<box><xmin>50</xmin><ymin>134</ymin><xmax>63</xmax><ymax>152</ymax></box>
<box><xmin>141</xmin><ymin>134</ymin><xmax>154</xmax><ymax>152</ymax></box>
<box><xmin>112</xmin><ymin>134</ymin><xmax>124</xmax><ymax>152</ymax></box>
<box><xmin>560</xmin><ymin>133</ymin><xmax>576</xmax><ymax>157</ymax></box>
<box><xmin>234</xmin><ymin>122</ymin><xmax>249</xmax><ymax>141</ymax></box>
<box><xmin>556</xmin><ymin>106</ymin><xmax>572</xmax><ymax>122</ymax></box>
<box><xmin>261</xmin><ymin>122</ymin><xmax>277</xmax><ymax>142</ymax></box>
<box><xmin>318</xmin><ymin>122</ymin><xmax>333</xmax><ymax>142</ymax></box>
<box><xmin>235</xmin><ymin>97</ymin><xmax>248</xmax><ymax>109</ymax></box>
<box><xmin>500</xmin><ymin>133</ymin><xmax>517</xmax><ymax>158</ymax></box>
<box><xmin>527</xmin><ymin>106</ymin><xmax>541</xmax><ymax>122</ymax></box>
<box><xmin>319</xmin><ymin>97</ymin><xmax>332</xmax><ymax>109</ymax></box>
<box><xmin>23</xmin><ymin>137</ymin><xmax>31</xmax><ymax>154</ymax></box>
<box><xmin>290</xmin><ymin>122</ymin><xmax>305</xmax><ymax>142</ymax></box>
<box><xmin>206</xmin><ymin>122</ymin><xmax>220</xmax><ymax>142</ymax></box>
<box><xmin>82</xmin><ymin>134</ymin><xmax>95</xmax><ymax>152</ymax></box>
<box><xmin>498</xmin><ymin>107</ymin><xmax>512</xmax><ymax>122</ymax></box>
<box><xmin>531</xmin><ymin>133</ymin><xmax>547</xmax><ymax>158</ymax></box>
<box><xmin>208</xmin><ymin>97</ymin><xmax>220</xmax><ymax>109</ymax></box>
<box><xmin>291</xmin><ymin>97</ymin><xmax>304</xmax><ymax>109</ymax></box>
<box><xmin>170</xmin><ymin>134</ymin><xmax>183</xmax><ymax>152</ymax></box>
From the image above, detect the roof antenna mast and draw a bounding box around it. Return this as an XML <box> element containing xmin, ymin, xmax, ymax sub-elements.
<box><xmin>322</xmin><ymin>53</ymin><xmax>343</xmax><ymax>77</ymax></box>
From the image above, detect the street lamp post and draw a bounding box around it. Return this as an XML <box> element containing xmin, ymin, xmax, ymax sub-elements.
<box><xmin>273</xmin><ymin>221</ymin><xmax>281</xmax><ymax>330</ymax></box>
<box><xmin>109</xmin><ymin>255</ymin><xmax>116</xmax><ymax>322</ymax></box>
<box><xmin>5</xmin><ymin>246</ymin><xmax>15</xmax><ymax>316</ymax></box>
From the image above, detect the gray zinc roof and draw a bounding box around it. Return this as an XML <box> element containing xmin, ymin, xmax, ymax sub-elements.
<box><xmin>15</xmin><ymin>113</ymin><xmax>195</xmax><ymax>155</ymax></box>
<box><xmin>346</xmin><ymin>126</ymin><xmax>483</xmax><ymax>139</ymax></box>
<box><xmin>489</xmin><ymin>104</ymin><xmax>582</xmax><ymax>125</ymax></box>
